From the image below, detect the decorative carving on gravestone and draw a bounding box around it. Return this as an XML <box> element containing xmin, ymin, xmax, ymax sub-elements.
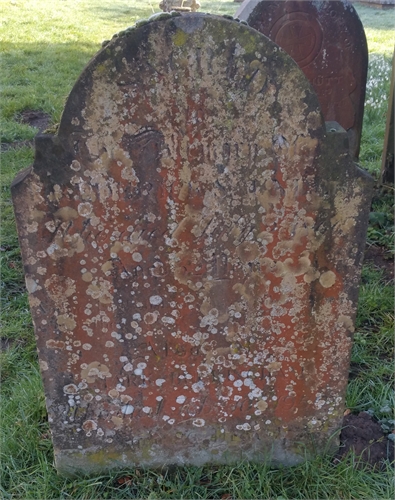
<box><xmin>160</xmin><ymin>0</ymin><xmax>200</xmax><ymax>12</ymax></box>
<box><xmin>12</xmin><ymin>13</ymin><xmax>373</xmax><ymax>475</ymax></box>
<box><xmin>236</xmin><ymin>0</ymin><xmax>368</xmax><ymax>160</ymax></box>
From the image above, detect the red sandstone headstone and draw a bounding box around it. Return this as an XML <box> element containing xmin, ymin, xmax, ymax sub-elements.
<box><xmin>236</xmin><ymin>0</ymin><xmax>368</xmax><ymax>159</ymax></box>
<box><xmin>12</xmin><ymin>13</ymin><xmax>373</xmax><ymax>475</ymax></box>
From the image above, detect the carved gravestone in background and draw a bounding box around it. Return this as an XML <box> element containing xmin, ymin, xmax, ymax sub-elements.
<box><xmin>236</xmin><ymin>0</ymin><xmax>368</xmax><ymax>159</ymax></box>
<box><xmin>160</xmin><ymin>0</ymin><xmax>200</xmax><ymax>12</ymax></box>
<box><xmin>12</xmin><ymin>13</ymin><xmax>373</xmax><ymax>475</ymax></box>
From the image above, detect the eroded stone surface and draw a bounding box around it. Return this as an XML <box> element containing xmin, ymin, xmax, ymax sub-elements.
<box><xmin>12</xmin><ymin>13</ymin><xmax>373</xmax><ymax>475</ymax></box>
<box><xmin>236</xmin><ymin>0</ymin><xmax>368</xmax><ymax>159</ymax></box>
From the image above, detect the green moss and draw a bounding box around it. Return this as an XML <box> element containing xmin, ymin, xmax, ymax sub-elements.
<box><xmin>95</xmin><ymin>63</ymin><xmax>108</xmax><ymax>74</ymax></box>
<box><xmin>173</xmin><ymin>29</ymin><xmax>188</xmax><ymax>47</ymax></box>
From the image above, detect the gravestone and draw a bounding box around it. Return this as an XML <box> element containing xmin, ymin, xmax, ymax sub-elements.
<box><xmin>12</xmin><ymin>13</ymin><xmax>373</xmax><ymax>475</ymax></box>
<box><xmin>236</xmin><ymin>0</ymin><xmax>368</xmax><ymax>160</ymax></box>
<box><xmin>159</xmin><ymin>0</ymin><xmax>200</xmax><ymax>12</ymax></box>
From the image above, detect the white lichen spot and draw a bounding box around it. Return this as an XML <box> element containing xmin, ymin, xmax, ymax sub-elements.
<box><xmin>82</xmin><ymin>420</ymin><xmax>97</xmax><ymax>432</ymax></box>
<box><xmin>39</xmin><ymin>359</ymin><xmax>49</xmax><ymax>371</ymax></box>
<box><xmin>192</xmin><ymin>380</ymin><xmax>204</xmax><ymax>392</ymax></box>
<box><xmin>120</xmin><ymin>395</ymin><xmax>133</xmax><ymax>403</ymax></box>
<box><xmin>267</xmin><ymin>361</ymin><xmax>281</xmax><ymax>373</ymax></box>
<box><xmin>123</xmin><ymin>363</ymin><xmax>134</xmax><ymax>372</ymax></box>
<box><xmin>26</xmin><ymin>277</ymin><xmax>40</xmax><ymax>294</ymax></box>
<box><xmin>78</xmin><ymin>202</ymin><xmax>93</xmax><ymax>217</ymax></box>
<box><xmin>192</xmin><ymin>418</ymin><xmax>205</xmax><ymax>427</ymax></box>
<box><xmin>81</xmin><ymin>361</ymin><xmax>111</xmax><ymax>383</ymax></box>
<box><xmin>45</xmin><ymin>221</ymin><xmax>57</xmax><ymax>233</ymax></box>
<box><xmin>132</xmin><ymin>252</ymin><xmax>143</xmax><ymax>262</ymax></box>
<box><xmin>70</xmin><ymin>159</ymin><xmax>81</xmax><ymax>171</ymax></box>
<box><xmin>236</xmin><ymin>423</ymin><xmax>251</xmax><ymax>431</ymax></box>
<box><xmin>63</xmin><ymin>384</ymin><xmax>79</xmax><ymax>394</ymax></box>
<box><xmin>197</xmin><ymin>364</ymin><xmax>212</xmax><ymax>378</ymax></box>
<box><xmin>248</xmin><ymin>387</ymin><xmax>263</xmax><ymax>399</ymax></box>
<box><xmin>176</xmin><ymin>395</ymin><xmax>186</xmax><ymax>404</ymax></box>
<box><xmin>144</xmin><ymin>312</ymin><xmax>158</xmax><ymax>325</ymax></box>
<box><xmin>46</xmin><ymin>339</ymin><xmax>65</xmax><ymax>349</ymax></box>
<box><xmin>156</xmin><ymin>379</ymin><xmax>166</xmax><ymax>387</ymax></box>
<box><xmin>108</xmin><ymin>389</ymin><xmax>119</xmax><ymax>398</ymax></box>
<box><xmin>121</xmin><ymin>404</ymin><xmax>134</xmax><ymax>415</ymax></box>
<box><xmin>162</xmin><ymin>316</ymin><xmax>175</xmax><ymax>325</ymax></box>
<box><xmin>82</xmin><ymin>343</ymin><xmax>92</xmax><ymax>350</ymax></box>
<box><xmin>256</xmin><ymin>400</ymin><xmax>268</xmax><ymax>411</ymax></box>
<box><xmin>149</xmin><ymin>295</ymin><xmax>163</xmax><ymax>305</ymax></box>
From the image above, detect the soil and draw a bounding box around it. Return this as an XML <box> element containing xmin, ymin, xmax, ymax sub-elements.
<box><xmin>364</xmin><ymin>244</ymin><xmax>394</xmax><ymax>280</ymax></box>
<box><xmin>18</xmin><ymin>109</ymin><xmax>51</xmax><ymax>132</ymax></box>
<box><xmin>1</xmin><ymin>337</ymin><xmax>12</xmax><ymax>352</ymax></box>
<box><xmin>337</xmin><ymin>412</ymin><xmax>395</xmax><ymax>468</ymax></box>
<box><xmin>340</xmin><ymin>230</ymin><xmax>395</xmax><ymax>468</ymax></box>
<box><xmin>1</xmin><ymin>109</ymin><xmax>51</xmax><ymax>152</ymax></box>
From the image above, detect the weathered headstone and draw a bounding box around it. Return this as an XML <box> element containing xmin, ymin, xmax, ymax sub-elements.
<box><xmin>12</xmin><ymin>13</ymin><xmax>373</xmax><ymax>475</ymax></box>
<box><xmin>236</xmin><ymin>0</ymin><xmax>368</xmax><ymax>160</ymax></box>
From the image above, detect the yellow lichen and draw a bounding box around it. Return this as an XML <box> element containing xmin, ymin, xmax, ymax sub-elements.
<box><xmin>173</xmin><ymin>29</ymin><xmax>188</xmax><ymax>47</ymax></box>
<box><xmin>319</xmin><ymin>271</ymin><xmax>336</xmax><ymax>288</ymax></box>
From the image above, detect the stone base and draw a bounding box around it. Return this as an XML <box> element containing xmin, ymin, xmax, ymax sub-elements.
<box><xmin>54</xmin><ymin>427</ymin><xmax>340</xmax><ymax>476</ymax></box>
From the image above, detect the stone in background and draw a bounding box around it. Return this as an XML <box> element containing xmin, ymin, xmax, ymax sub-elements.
<box><xmin>236</xmin><ymin>0</ymin><xmax>368</xmax><ymax>160</ymax></box>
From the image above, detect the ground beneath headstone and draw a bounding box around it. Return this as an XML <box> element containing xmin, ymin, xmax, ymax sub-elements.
<box><xmin>1</xmin><ymin>109</ymin><xmax>51</xmax><ymax>152</ymax></box>
<box><xmin>364</xmin><ymin>245</ymin><xmax>394</xmax><ymax>279</ymax></box>
<box><xmin>337</xmin><ymin>412</ymin><xmax>394</xmax><ymax>467</ymax></box>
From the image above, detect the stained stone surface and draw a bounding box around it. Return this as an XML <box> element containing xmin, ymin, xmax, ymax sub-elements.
<box><xmin>236</xmin><ymin>0</ymin><xmax>368</xmax><ymax>159</ymax></box>
<box><xmin>12</xmin><ymin>13</ymin><xmax>373</xmax><ymax>475</ymax></box>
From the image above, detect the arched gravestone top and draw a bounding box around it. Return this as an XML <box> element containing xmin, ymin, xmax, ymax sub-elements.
<box><xmin>11</xmin><ymin>13</ymin><xmax>373</xmax><ymax>475</ymax></box>
<box><xmin>236</xmin><ymin>0</ymin><xmax>368</xmax><ymax>160</ymax></box>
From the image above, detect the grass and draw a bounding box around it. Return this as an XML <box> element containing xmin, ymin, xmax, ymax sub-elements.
<box><xmin>1</xmin><ymin>1</ymin><xmax>394</xmax><ymax>498</ymax></box>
